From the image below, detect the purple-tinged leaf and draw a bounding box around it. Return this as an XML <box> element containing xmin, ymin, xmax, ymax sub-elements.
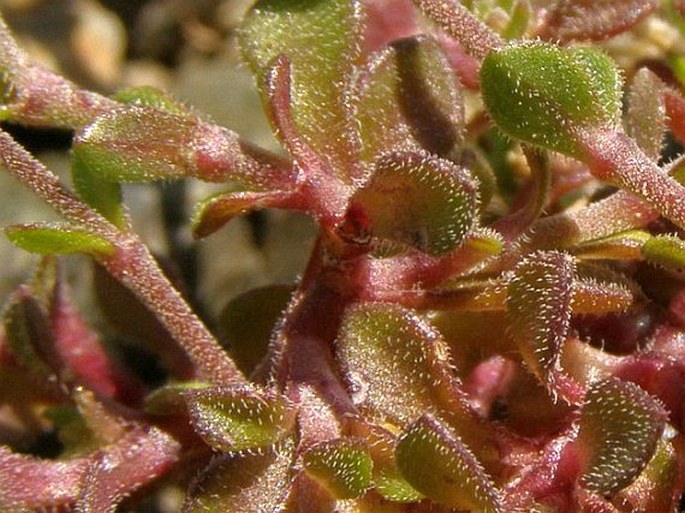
<box><xmin>625</xmin><ymin>68</ymin><xmax>667</xmax><ymax>161</ymax></box>
<box><xmin>5</xmin><ymin>223</ymin><xmax>114</xmax><ymax>256</ymax></box>
<box><xmin>191</xmin><ymin>187</ymin><xmax>303</xmax><ymax>239</ymax></box>
<box><xmin>413</xmin><ymin>0</ymin><xmax>503</xmax><ymax>59</ymax></box>
<box><xmin>77</xmin><ymin>426</ymin><xmax>181</xmax><ymax>513</ymax></box>
<box><xmin>395</xmin><ymin>415</ymin><xmax>502</xmax><ymax>512</ymax></box>
<box><xmin>302</xmin><ymin>438</ymin><xmax>373</xmax><ymax>499</ymax></box>
<box><xmin>577</xmin><ymin>378</ymin><xmax>667</xmax><ymax>495</ymax></box>
<box><xmin>336</xmin><ymin>303</ymin><xmax>487</xmax><ymax>455</ymax></box>
<box><xmin>0</xmin><ymin>446</ymin><xmax>88</xmax><ymax>511</ymax></box>
<box><xmin>73</xmin><ymin>106</ymin><xmax>290</xmax><ymax>187</ymax></box>
<box><xmin>665</xmin><ymin>89</ymin><xmax>685</xmax><ymax>144</ymax></box>
<box><xmin>536</xmin><ymin>0</ymin><xmax>659</xmax><ymax>44</ymax></box>
<box><xmin>347</xmin><ymin>151</ymin><xmax>478</xmax><ymax>255</ymax></box>
<box><xmin>240</xmin><ymin>0</ymin><xmax>364</xmax><ymax>181</ymax></box>
<box><xmin>364</xmin><ymin>228</ymin><xmax>503</xmax><ymax>293</ymax></box>
<box><xmin>364</xmin><ymin>0</ymin><xmax>420</xmax><ymax>54</ymax></box>
<box><xmin>350</xmin><ymin>36</ymin><xmax>464</xmax><ymax>167</ymax></box>
<box><xmin>578</xmin><ymin>129</ymin><xmax>685</xmax><ymax>231</ymax></box>
<box><xmin>525</xmin><ymin>190</ymin><xmax>659</xmax><ymax>251</ymax></box>
<box><xmin>507</xmin><ymin>251</ymin><xmax>574</xmax><ymax>386</ymax></box>
<box><xmin>184</xmin><ymin>386</ymin><xmax>296</xmax><ymax>452</ymax></box>
<box><xmin>183</xmin><ymin>439</ymin><xmax>294</xmax><ymax>512</ymax></box>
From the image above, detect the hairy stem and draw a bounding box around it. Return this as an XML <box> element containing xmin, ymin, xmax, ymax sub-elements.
<box><xmin>0</xmin><ymin>129</ymin><xmax>244</xmax><ymax>385</ymax></box>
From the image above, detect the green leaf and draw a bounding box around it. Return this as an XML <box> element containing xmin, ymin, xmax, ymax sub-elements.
<box><xmin>395</xmin><ymin>415</ymin><xmax>502</xmax><ymax>512</ymax></box>
<box><xmin>502</xmin><ymin>0</ymin><xmax>531</xmax><ymax>39</ymax></box>
<box><xmin>507</xmin><ymin>251</ymin><xmax>574</xmax><ymax>384</ymax></box>
<box><xmin>5</xmin><ymin>223</ymin><xmax>114</xmax><ymax>256</ymax></box>
<box><xmin>302</xmin><ymin>438</ymin><xmax>373</xmax><ymax>499</ymax></box>
<box><xmin>143</xmin><ymin>381</ymin><xmax>210</xmax><ymax>416</ymax></box>
<box><xmin>184</xmin><ymin>386</ymin><xmax>296</xmax><ymax>452</ymax></box>
<box><xmin>351</xmin><ymin>36</ymin><xmax>464</xmax><ymax>166</ymax></box>
<box><xmin>112</xmin><ymin>85</ymin><xmax>189</xmax><ymax>116</ymax></box>
<box><xmin>577</xmin><ymin>377</ymin><xmax>666</xmax><ymax>495</ymax></box>
<box><xmin>641</xmin><ymin>235</ymin><xmax>685</xmax><ymax>272</ymax></box>
<box><xmin>481</xmin><ymin>42</ymin><xmax>622</xmax><ymax>157</ymax></box>
<box><xmin>74</xmin><ymin>106</ymin><xmax>267</xmax><ymax>186</ymax></box>
<box><xmin>349</xmin><ymin>420</ymin><xmax>424</xmax><ymax>503</ymax></box>
<box><xmin>337</xmin><ymin>303</ymin><xmax>464</xmax><ymax>428</ymax></box>
<box><xmin>348</xmin><ymin>151</ymin><xmax>478</xmax><ymax>255</ymax></box>
<box><xmin>184</xmin><ymin>438</ymin><xmax>294</xmax><ymax>512</ymax></box>
<box><xmin>240</xmin><ymin>0</ymin><xmax>364</xmax><ymax>180</ymax></box>
<box><xmin>218</xmin><ymin>285</ymin><xmax>295</xmax><ymax>375</ymax></box>
<box><xmin>71</xmin><ymin>151</ymin><xmax>124</xmax><ymax>226</ymax></box>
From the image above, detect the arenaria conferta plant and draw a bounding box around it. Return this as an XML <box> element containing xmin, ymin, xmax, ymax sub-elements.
<box><xmin>2</xmin><ymin>0</ymin><xmax>685</xmax><ymax>511</ymax></box>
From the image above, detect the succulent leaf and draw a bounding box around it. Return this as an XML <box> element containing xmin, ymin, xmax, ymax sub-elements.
<box><xmin>73</xmin><ymin>106</ymin><xmax>278</xmax><ymax>186</ymax></box>
<box><xmin>577</xmin><ymin>377</ymin><xmax>667</xmax><ymax>495</ymax></box>
<box><xmin>395</xmin><ymin>415</ymin><xmax>502</xmax><ymax>512</ymax></box>
<box><xmin>507</xmin><ymin>251</ymin><xmax>574</xmax><ymax>384</ymax></box>
<box><xmin>240</xmin><ymin>0</ymin><xmax>364</xmax><ymax>180</ymax></box>
<box><xmin>351</xmin><ymin>35</ymin><xmax>464</xmax><ymax>165</ymax></box>
<box><xmin>336</xmin><ymin>302</ymin><xmax>463</xmax><ymax>427</ymax></box>
<box><xmin>183</xmin><ymin>439</ymin><xmax>294</xmax><ymax>512</ymax></box>
<box><xmin>480</xmin><ymin>42</ymin><xmax>622</xmax><ymax>157</ymax></box>
<box><xmin>302</xmin><ymin>438</ymin><xmax>373</xmax><ymax>499</ymax></box>
<box><xmin>349</xmin><ymin>420</ymin><xmax>424</xmax><ymax>502</ymax></box>
<box><xmin>184</xmin><ymin>386</ymin><xmax>297</xmax><ymax>452</ymax></box>
<box><xmin>5</xmin><ymin>223</ymin><xmax>114</xmax><ymax>256</ymax></box>
<box><xmin>348</xmin><ymin>151</ymin><xmax>478</xmax><ymax>255</ymax></box>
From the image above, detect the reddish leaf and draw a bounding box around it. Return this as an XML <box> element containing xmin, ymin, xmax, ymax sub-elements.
<box><xmin>537</xmin><ymin>0</ymin><xmax>659</xmax><ymax>43</ymax></box>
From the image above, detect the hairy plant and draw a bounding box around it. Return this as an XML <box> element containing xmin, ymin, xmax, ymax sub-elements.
<box><xmin>1</xmin><ymin>0</ymin><xmax>685</xmax><ymax>511</ymax></box>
